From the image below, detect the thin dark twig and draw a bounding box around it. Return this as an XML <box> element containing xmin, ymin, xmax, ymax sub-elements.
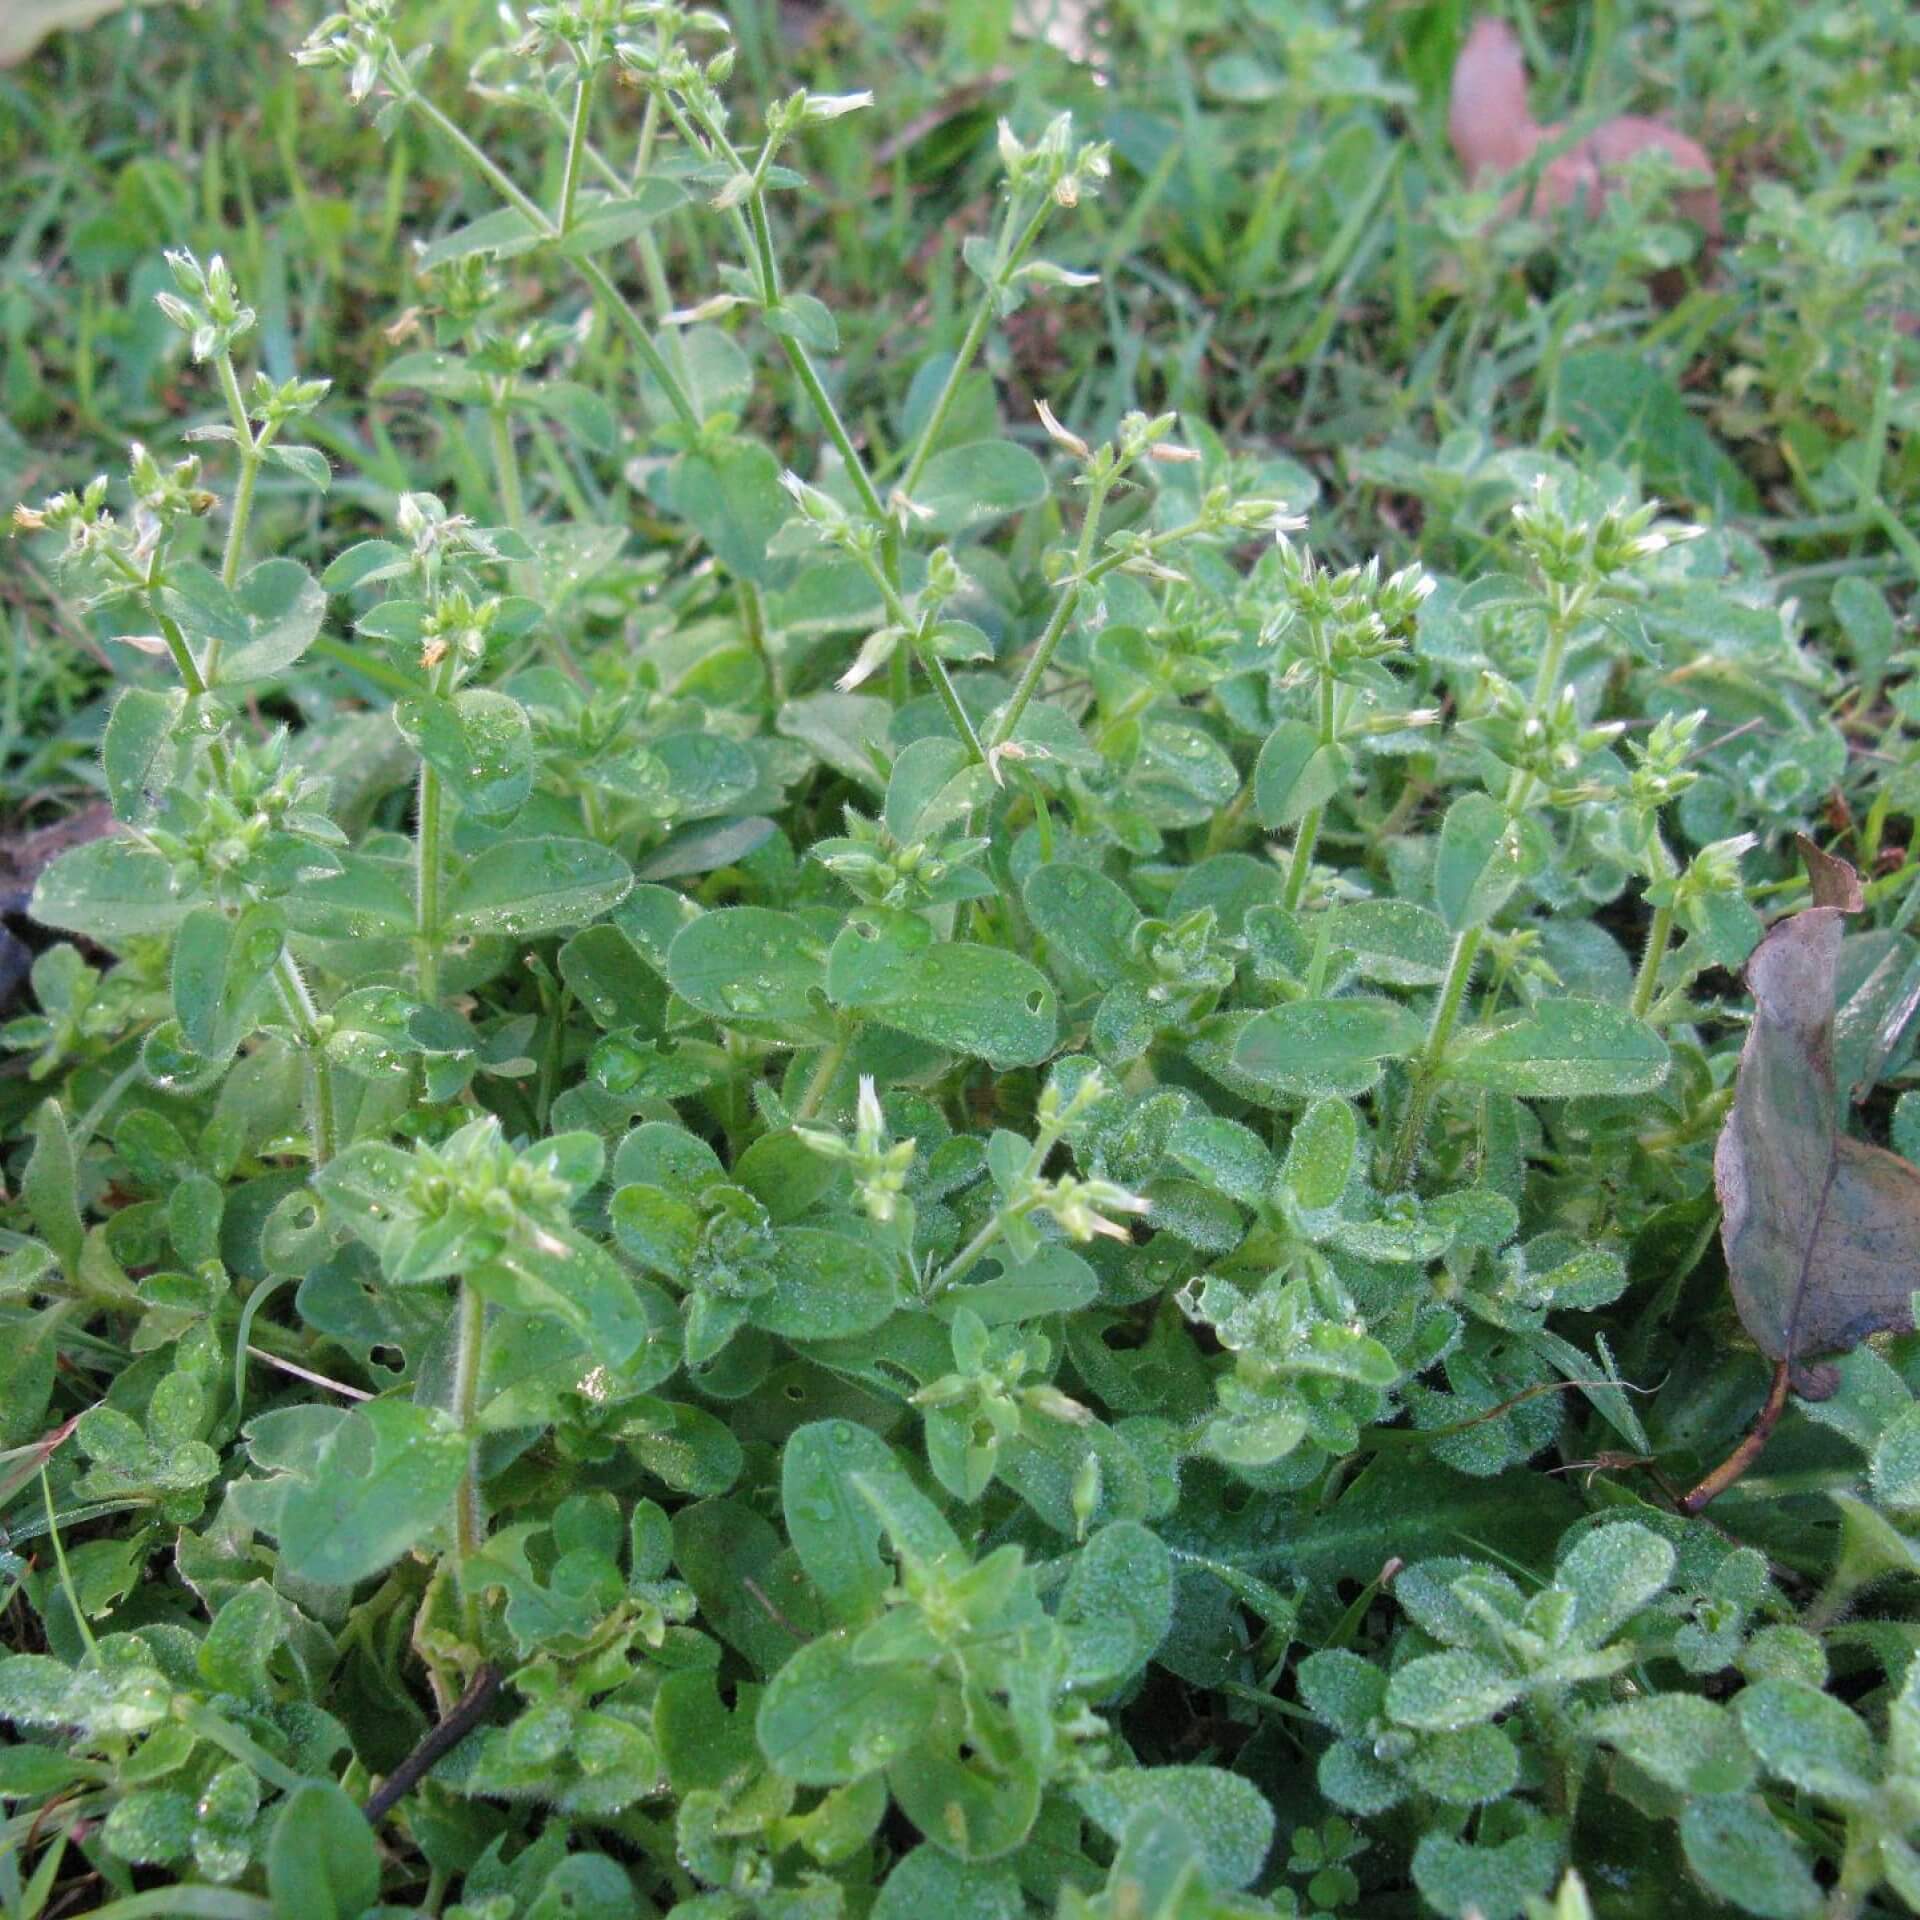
<box><xmin>1678</xmin><ymin>1357</ymin><xmax>1793</xmax><ymax>1515</ymax></box>
<box><xmin>363</xmin><ymin>1663</ymin><xmax>502</xmax><ymax>1825</ymax></box>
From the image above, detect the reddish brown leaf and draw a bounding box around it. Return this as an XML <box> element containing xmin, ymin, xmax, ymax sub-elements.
<box><xmin>1717</xmin><ymin>838</ymin><xmax>1920</xmax><ymax>1399</ymax></box>
<box><xmin>1447</xmin><ymin>18</ymin><xmax>1721</xmax><ymax>247</ymax></box>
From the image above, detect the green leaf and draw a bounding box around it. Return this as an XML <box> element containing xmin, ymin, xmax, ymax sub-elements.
<box><xmin>668</xmin><ymin>907</ymin><xmax>831</xmax><ymax>1032</ymax></box>
<box><xmin>1679</xmin><ymin>1795</ymin><xmax>1821</xmax><ymax>1920</ymax></box>
<box><xmin>217</xmin><ymin>558</ymin><xmax>327</xmax><ymax>685</ymax></box>
<box><xmin>277</xmin><ymin>1400</ymin><xmax>466</xmax><ymax>1586</ymax></box>
<box><xmin>872</xmin><ymin>1848</ymin><xmax>1021</xmax><ymax>1920</ymax></box>
<box><xmin>914</xmin><ymin>440</ymin><xmax>1049</xmax><ymax>536</ymax></box>
<box><xmin>1059</xmin><ymin>1521</ymin><xmax>1173</xmax><ymax>1693</ymax></box>
<box><xmin>32</xmin><ymin>838</ymin><xmax>192</xmax><ymax>942</ymax></box>
<box><xmin>446</xmin><ymin>837</ymin><xmax>632</xmax><ymax>937</ymax></box>
<box><xmin>765</xmin><ymin>291</ymin><xmax>840</xmax><ymax>351</ymax></box>
<box><xmin>670</xmin><ymin>438</ymin><xmax>793</xmax><ymax>585</ymax></box>
<box><xmin>782</xmin><ymin>1421</ymin><xmax>923</xmax><ymax>1626</ymax></box>
<box><xmin>1254</xmin><ymin>720</ymin><xmax>1345</xmax><ymax>828</ymax></box>
<box><xmin>102</xmin><ymin>687</ymin><xmax>184</xmax><ymax>822</ymax></box>
<box><xmin>1435</xmin><ymin>793</ymin><xmax>1524</xmax><ymax>933</ymax></box>
<box><xmin>1074</xmin><ymin>1766</ymin><xmax>1275</xmax><ymax>1891</ymax></box>
<box><xmin>1283</xmin><ymin>1097</ymin><xmax>1357</xmax><ymax>1209</ymax></box>
<box><xmin>1232</xmin><ymin>998</ymin><xmax>1424</xmax><ymax>1095</ymax></box>
<box><xmin>416</xmin><ymin>205</ymin><xmax>545</xmax><ymax>270</ymax></box>
<box><xmin>476</xmin><ymin>1230</ymin><xmax>661</xmax><ymax>1369</ymax></box>
<box><xmin>869</xmin><ymin>943</ymin><xmax>1059</xmax><ymax>1069</ymax></box>
<box><xmin>172</xmin><ymin>904</ymin><xmax>284</xmax><ymax>1061</ymax></box>
<box><xmin>757</xmin><ymin>1629</ymin><xmax>939</xmax><ymax>1785</ymax></box>
<box><xmin>266</xmin><ymin>1781</ymin><xmax>381</xmax><ymax>1920</ymax></box>
<box><xmin>752</xmin><ymin>1229</ymin><xmax>899</xmax><ymax>1342</ymax></box>
<box><xmin>1553</xmin><ymin>1522</ymin><xmax>1674</xmax><ymax>1645</ymax></box>
<box><xmin>1024</xmin><ymin>863</ymin><xmax>1141</xmax><ymax>982</ymax></box>
<box><xmin>394</xmin><ymin>689</ymin><xmax>534</xmax><ymax>828</ymax></box>
<box><xmin>1385</xmin><ymin>1650</ymin><xmax>1522</xmax><ymax>1732</ymax></box>
<box><xmin>1297</xmin><ymin>1648</ymin><xmax>1388</xmax><ymax>1739</ymax></box>
<box><xmin>554</xmin><ymin>182</ymin><xmax>689</xmax><ymax>256</ymax></box>
<box><xmin>1734</xmin><ymin>1680</ymin><xmax>1878</xmax><ymax>1805</ymax></box>
<box><xmin>1446</xmin><ymin>1000</ymin><xmax>1669</xmax><ymax>1097</ymax></box>
<box><xmin>1590</xmin><ymin>1696</ymin><xmax>1755</xmax><ymax>1793</ymax></box>
<box><xmin>1327</xmin><ymin>900</ymin><xmax>1453</xmax><ymax>987</ymax></box>
<box><xmin>24</xmin><ymin>1100</ymin><xmax>83</xmax><ymax>1276</ymax></box>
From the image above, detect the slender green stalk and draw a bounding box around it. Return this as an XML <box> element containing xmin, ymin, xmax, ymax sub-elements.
<box><xmin>778</xmin><ymin>335</ymin><xmax>887</xmax><ymax>524</ymax></box>
<box><xmin>154</xmin><ymin>607</ymin><xmax>212</xmax><ymax>699</ymax></box>
<box><xmin>575</xmin><ymin>258</ymin><xmax>703</xmax><ymax>436</ymax></box>
<box><xmin>402</xmin><ymin>84</ymin><xmax>552</xmax><ymax>230</ymax></box>
<box><xmin>417</xmin><ymin>750</ymin><xmax>445</xmax><ymax>1006</ymax></box>
<box><xmin>1386</xmin><ymin>924</ymin><xmax>1483</xmax><ymax>1190</ymax></box>
<box><xmin>212</xmin><ymin>348</ymin><xmax>263</xmax><ymax>601</ymax></box>
<box><xmin>794</xmin><ymin>1027</ymin><xmax>853</xmax><ymax>1124</ymax></box>
<box><xmin>1284</xmin><ymin>809</ymin><xmax>1323</xmax><ymax>910</ymax></box>
<box><xmin>739</xmin><ymin>577</ymin><xmax>781</xmax><ymax>704</ymax></box>
<box><xmin>990</xmin><ymin>508</ymin><xmax>1211</xmax><ymax>750</ymax></box>
<box><xmin>992</xmin><ymin>584</ymin><xmax>1080</xmax><ymax>751</ymax></box>
<box><xmin>489</xmin><ymin>402</ymin><xmax>525</xmax><ymax>531</ymax></box>
<box><xmin>451</xmin><ymin>1279</ymin><xmax>487</xmax><ymax>1583</ymax></box>
<box><xmin>272</xmin><ymin>950</ymin><xmax>338</xmax><ymax>1165</ymax></box>
<box><xmin>1285</xmin><ymin>658</ymin><xmax>1339</xmax><ymax>909</ymax></box>
<box><xmin>398</xmin><ymin>77</ymin><xmax>702</xmax><ymax>436</ymax></box>
<box><xmin>1630</xmin><ymin>898</ymin><xmax>1674</xmax><ymax>1019</ymax></box>
<box><xmin>557</xmin><ymin>60</ymin><xmax>597</xmax><ymax>233</ymax></box>
<box><xmin>898</xmin><ymin>191</ymin><xmax>1053</xmax><ymax>499</ymax></box>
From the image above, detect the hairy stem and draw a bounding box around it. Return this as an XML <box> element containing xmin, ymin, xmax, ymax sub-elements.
<box><xmin>1630</xmin><ymin>898</ymin><xmax>1675</xmax><ymax>1019</ymax></box>
<box><xmin>557</xmin><ymin>60</ymin><xmax>597</xmax><ymax>234</ymax></box>
<box><xmin>1386</xmin><ymin>925</ymin><xmax>1483</xmax><ymax>1190</ymax></box>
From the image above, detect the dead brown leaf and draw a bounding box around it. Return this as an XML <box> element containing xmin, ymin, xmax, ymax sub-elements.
<box><xmin>1448</xmin><ymin>17</ymin><xmax>1721</xmax><ymax>248</ymax></box>
<box><xmin>1717</xmin><ymin>837</ymin><xmax>1920</xmax><ymax>1399</ymax></box>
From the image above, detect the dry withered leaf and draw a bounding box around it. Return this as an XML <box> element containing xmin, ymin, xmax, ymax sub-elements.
<box><xmin>1717</xmin><ymin>837</ymin><xmax>1920</xmax><ymax>1399</ymax></box>
<box><xmin>1448</xmin><ymin>17</ymin><xmax>1721</xmax><ymax>248</ymax></box>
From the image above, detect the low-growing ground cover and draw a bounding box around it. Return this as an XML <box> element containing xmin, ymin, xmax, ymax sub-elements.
<box><xmin>0</xmin><ymin>2</ymin><xmax>1918</xmax><ymax>1916</ymax></box>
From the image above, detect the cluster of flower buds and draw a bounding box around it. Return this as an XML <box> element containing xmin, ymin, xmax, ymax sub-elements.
<box><xmin>1656</xmin><ymin>832</ymin><xmax>1758</xmax><ymax>942</ymax></box>
<box><xmin>1270</xmin><ymin>539</ymin><xmax>1434</xmax><ymax>664</ymax></box>
<box><xmin>155</xmin><ymin>251</ymin><xmax>256</xmax><ymax>365</ymax></box>
<box><xmin>1478</xmin><ymin>674</ymin><xmax>1626</xmax><ymax>794</ymax></box>
<box><xmin>811</xmin><ymin>809</ymin><xmax>990</xmax><ymax>910</ymax></box>
<box><xmin>517</xmin><ymin>0</ymin><xmax>664</xmax><ymax>61</ymax></box>
<box><xmin>15</xmin><ymin>442</ymin><xmax>218</xmax><ymax>585</ymax></box>
<box><xmin>293</xmin><ymin>0</ymin><xmax>399</xmax><ymax>104</ymax></box>
<box><xmin>395</xmin><ymin>490</ymin><xmax>518</xmax><ymax>579</ymax></box>
<box><xmin>795</xmin><ymin>1077</ymin><xmax>918</xmax><ymax>1228</ymax></box>
<box><xmin>1510</xmin><ymin>477</ymin><xmax>1701</xmax><ymax>593</ymax></box>
<box><xmin>145</xmin><ymin>731</ymin><xmax>344</xmax><ymax>899</ymax></box>
<box><xmin>996</xmin><ymin>112</ymin><xmax>1112</xmax><ymax>210</ymax></box>
<box><xmin>420</xmin><ymin>586</ymin><xmax>505</xmax><ymax>675</ymax></box>
<box><xmin>1625</xmin><ymin>707</ymin><xmax>1706</xmax><ymax>817</ymax></box>
<box><xmin>405</xmin><ymin>1115</ymin><xmax>578</xmax><ymax>1256</ymax></box>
